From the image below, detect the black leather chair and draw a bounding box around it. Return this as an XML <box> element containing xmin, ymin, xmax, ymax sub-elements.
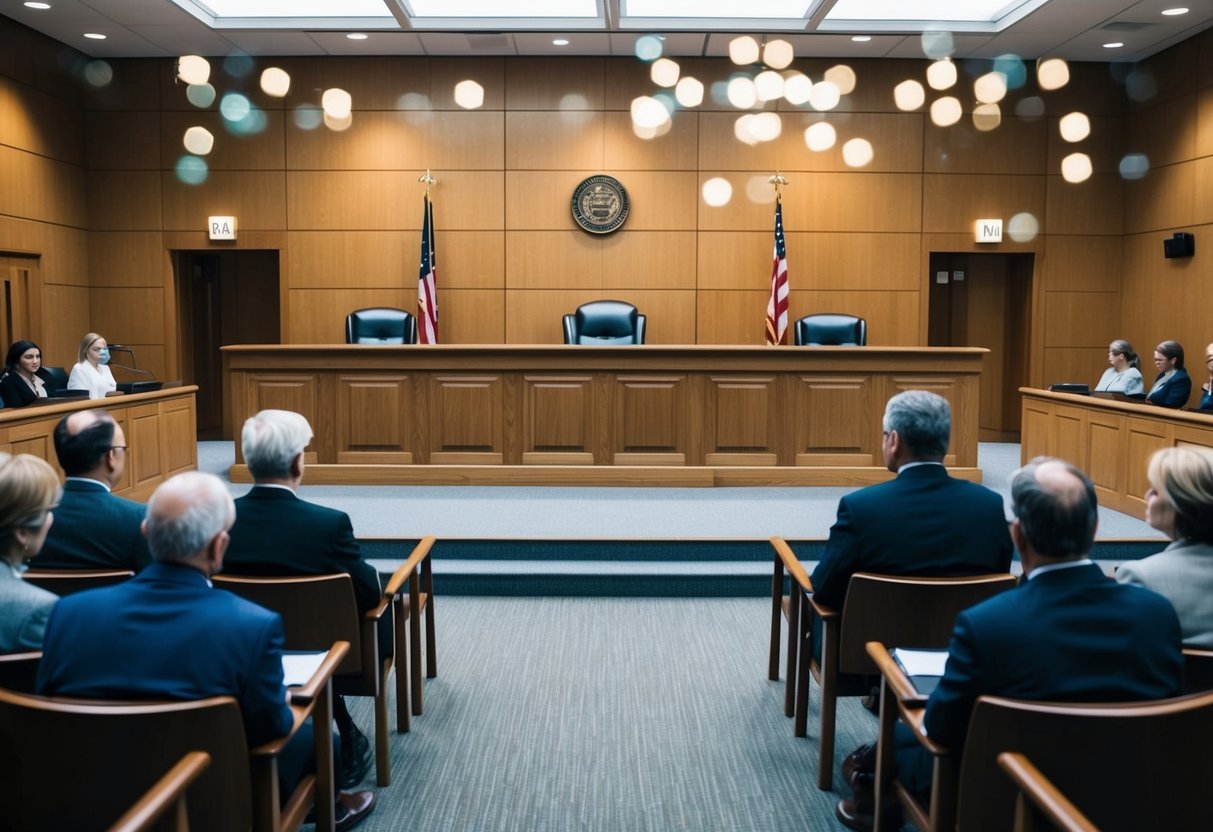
<box><xmin>562</xmin><ymin>300</ymin><xmax>646</xmax><ymax>345</ymax></box>
<box><xmin>345</xmin><ymin>307</ymin><xmax>417</xmax><ymax>345</ymax></box>
<box><xmin>793</xmin><ymin>313</ymin><xmax>867</xmax><ymax>346</ymax></box>
<box><xmin>42</xmin><ymin>366</ymin><xmax>69</xmax><ymax>390</ymax></box>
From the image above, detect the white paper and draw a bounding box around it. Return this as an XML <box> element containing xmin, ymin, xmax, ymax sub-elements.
<box><xmin>892</xmin><ymin>647</ymin><xmax>948</xmax><ymax>677</ymax></box>
<box><xmin>282</xmin><ymin>651</ymin><xmax>326</xmax><ymax>687</ymax></box>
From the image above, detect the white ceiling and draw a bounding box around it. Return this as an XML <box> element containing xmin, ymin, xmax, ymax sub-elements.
<box><xmin>5</xmin><ymin>0</ymin><xmax>1212</xmax><ymax>63</ymax></box>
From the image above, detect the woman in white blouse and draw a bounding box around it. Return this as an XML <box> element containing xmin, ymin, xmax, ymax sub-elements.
<box><xmin>1094</xmin><ymin>339</ymin><xmax>1144</xmax><ymax>396</ymax></box>
<box><xmin>67</xmin><ymin>332</ymin><xmax>117</xmax><ymax>399</ymax></box>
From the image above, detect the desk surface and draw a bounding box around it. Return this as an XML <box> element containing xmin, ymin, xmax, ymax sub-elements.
<box><xmin>224</xmin><ymin>345</ymin><xmax>987</xmax><ymax>487</ymax></box>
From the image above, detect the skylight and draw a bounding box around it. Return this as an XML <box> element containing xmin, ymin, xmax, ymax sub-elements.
<box><xmin>407</xmin><ymin>0</ymin><xmax>598</xmax><ymax>16</ymax></box>
<box><xmin>198</xmin><ymin>0</ymin><xmax>391</xmax><ymax>17</ymax></box>
<box><xmin>822</xmin><ymin>0</ymin><xmax>1052</xmax><ymax>31</ymax></box>
<box><xmin>624</xmin><ymin>0</ymin><xmax>813</xmax><ymax>17</ymax></box>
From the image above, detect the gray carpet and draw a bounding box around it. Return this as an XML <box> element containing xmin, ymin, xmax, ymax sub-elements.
<box><xmin>341</xmin><ymin>597</ymin><xmax>873</xmax><ymax>831</ymax></box>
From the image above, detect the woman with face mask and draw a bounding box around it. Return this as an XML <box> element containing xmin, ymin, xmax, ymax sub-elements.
<box><xmin>67</xmin><ymin>332</ymin><xmax>118</xmax><ymax>400</ymax></box>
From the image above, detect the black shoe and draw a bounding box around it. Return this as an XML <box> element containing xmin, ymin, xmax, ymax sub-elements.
<box><xmin>861</xmin><ymin>685</ymin><xmax>881</xmax><ymax>715</ymax></box>
<box><xmin>842</xmin><ymin>743</ymin><xmax>877</xmax><ymax>785</ymax></box>
<box><xmin>339</xmin><ymin>725</ymin><xmax>373</xmax><ymax>789</ymax></box>
<box><xmin>335</xmin><ymin>790</ymin><xmax>376</xmax><ymax>832</ymax></box>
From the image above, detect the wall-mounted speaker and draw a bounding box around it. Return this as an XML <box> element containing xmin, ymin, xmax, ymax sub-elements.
<box><xmin>1163</xmin><ymin>231</ymin><xmax>1195</xmax><ymax>259</ymax></box>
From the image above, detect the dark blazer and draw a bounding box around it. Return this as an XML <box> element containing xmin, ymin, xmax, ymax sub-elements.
<box><xmin>224</xmin><ymin>486</ymin><xmax>381</xmax><ymax>613</ymax></box>
<box><xmin>1146</xmin><ymin>368</ymin><xmax>1192</xmax><ymax>408</ymax></box>
<box><xmin>36</xmin><ymin>562</ymin><xmax>294</xmax><ymax>747</ymax></box>
<box><xmin>1199</xmin><ymin>387</ymin><xmax>1212</xmax><ymax>412</ymax></box>
<box><xmin>809</xmin><ymin>464</ymin><xmax>1014</xmax><ymax>609</ymax></box>
<box><xmin>34</xmin><ymin>478</ymin><xmax>151</xmax><ymax>571</ymax></box>
<box><xmin>923</xmin><ymin>563</ymin><xmax>1183</xmax><ymax>752</ymax></box>
<box><xmin>0</xmin><ymin>367</ymin><xmax>60</xmax><ymax>408</ymax></box>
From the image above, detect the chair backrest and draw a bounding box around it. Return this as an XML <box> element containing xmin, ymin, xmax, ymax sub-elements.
<box><xmin>0</xmin><ymin>651</ymin><xmax>40</xmax><ymax>694</ymax></box>
<box><xmin>22</xmin><ymin>569</ymin><xmax>134</xmax><ymax>597</ymax></box>
<box><xmin>563</xmin><ymin>300</ymin><xmax>646</xmax><ymax>345</ymax></box>
<box><xmin>0</xmin><ymin>689</ymin><xmax>251</xmax><ymax>831</ymax></box>
<box><xmin>213</xmin><ymin>573</ymin><xmax>364</xmax><ymax>675</ymax></box>
<box><xmin>794</xmin><ymin>313</ymin><xmax>867</xmax><ymax>346</ymax></box>
<box><xmin>345</xmin><ymin>307</ymin><xmax>418</xmax><ymax>345</ymax></box>
<box><xmin>837</xmin><ymin>572</ymin><xmax>1017</xmax><ymax>674</ymax></box>
<box><xmin>957</xmin><ymin>690</ymin><xmax>1213</xmax><ymax>831</ymax></box>
<box><xmin>1183</xmin><ymin>647</ymin><xmax>1213</xmax><ymax>693</ymax></box>
<box><xmin>42</xmin><ymin>366</ymin><xmax>68</xmax><ymax>389</ymax></box>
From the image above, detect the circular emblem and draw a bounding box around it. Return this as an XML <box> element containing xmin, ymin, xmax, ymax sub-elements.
<box><xmin>571</xmin><ymin>175</ymin><xmax>630</xmax><ymax>234</ymax></box>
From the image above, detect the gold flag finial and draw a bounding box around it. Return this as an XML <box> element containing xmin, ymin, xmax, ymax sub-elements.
<box><xmin>767</xmin><ymin>171</ymin><xmax>789</xmax><ymax>198</ymax></box>
<box><xmin>418</xmin><ymin>169</ymin><xmax>438</xmax><ymax>196</ymax></box>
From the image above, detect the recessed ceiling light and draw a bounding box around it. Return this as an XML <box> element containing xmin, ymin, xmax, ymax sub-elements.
<box><xmin>83</xmin><ymin>33</ymin><xmax>106</xmax><ymax>40</ymax></box>
<box><xmin>1161</xmin><ymin>8</ymin><xmax>1189</xmax><ymax>16</ymax></box>
<box><xmin>552</xmin><ymin>38</ymin><xmax>569</xmax><ymax>46</ymax></box>
<box><xmin>24</xmin><ymin>3</ymin><xmax>51</xmax><ymax>10</ymax></box>
<box><xmin>347</xmin><ymin>32</ymin><xmax>368</xmax><ymax>40</ymax></box>
<box><xmin>1102</xmin><ymin>41</ymin><xmax>1124</xmax><ymax>48</ymax></box>
<box><xmin>851</xmin><ymin>35</ymin><xmax>871</xmax><ymax>42</ymax></box>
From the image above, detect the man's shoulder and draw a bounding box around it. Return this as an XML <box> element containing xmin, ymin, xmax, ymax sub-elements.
<box><xmin>238</xmin><ymin>489</ymin><xmax>348</xmax><ymax>522</ymax></box>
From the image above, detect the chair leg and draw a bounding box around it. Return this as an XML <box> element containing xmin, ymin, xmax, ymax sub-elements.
<box><xmin>817</xmin><ymin>620</ymin><xmax>839</xmax><ymax>791</ymax></box>
<box><xmin>375</xmin><ymin>686</ymin><xmax>390</xmax><ymax>787</ymax></box>
<box><xmin>395</xmin><ymin>603</ymin><xmax>411</xmax><ymax>733</ymax></box>
<box><xmin>873</xmin><ymin>679</ymin><xmax>896</xmax><ymax>832</ymax></box>
<box><xmin>784</xmin><ymin>590</ymin><xmax>801</xmax><ymax>718</ymax></box>
<box><xmin>425</xmin><ymin>597</ymin><xmax>437</xmax><ymax>679</ymax></box>
<box><xmin>770</xmin><ymin>557</ymin><xmax>784</xmax><ymax>682</ymax></box>
<box><xmin>794</xmin><ymin>619</ymin><xmax>811</xmax><ymax>738</ymax></box>
<box><xmin>411</xmin><ymin>600</ymin><xmax>424</xmax><ymax>716</ymax></box>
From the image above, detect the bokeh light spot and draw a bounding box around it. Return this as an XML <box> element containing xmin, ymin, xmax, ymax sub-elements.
<box><xmin>745</xmin><ymin>175</ymin><xmax>777</xmax><ymax>204</ymax></box>
<box><xmin>754</xmin><ymin>70</ymin><xmax>784</xmax><ymax>102</ymax></box>
<box><xmin>631</xmin><ymin>95</ymin><xmax>671</xmax><ymax>129</ymax></box>
<box><xmin>729</xmin><ymin>35</ymin><xmax>759</xmax><ymax>66</ymax></box>
<box><xmin>749</xmin><ymin>112</ymin><xmax>782</xmax><ymax>142</ymax></box>
<box><xmin>921</xmin><ymin>31</ymin><xmax>955</xmax><ymax>60</ymax></box>
<box><xmin>1007</xmin><ymin>212</ymin><xmax>1040</xmax><ymax>242</ymax></box>
<box><xmin>1125</xmin><ymin>70</ymin><xmax>1158</xmax><ymax>102</ymax></box>
<box><xmin>808</xmin><ymin>80</ymin><xmax>840</xmax><ymax>111</ymax></box>
<box><xmin>824</xmin><ymin>64</ymin><xmax>856</xmax><ymax>96</ymax></box>
<box><xmin>1059</xmin><ymin>112</ymin><xmax>1091</xmax><ymax>142</ymax></box>
<box><xmin>702</xmin><ymin>177</ymin><xmax>733</xmax><ymax>207</ymax></box>
<box><xmin>293</xmin><ymin>105</ymin><xmax>323</xmax><ymax>131</ymax></box>
<box><xmin>1061</xmin><ymin>152</ymin><xmax>1093</xmax><ymax>183</ymax></box>
<box><xmin>842</xmin><ymin>138</ymin><xmax>873</xmax><ymax>168</ymax></box>
<box><xmin>222</xmin><ymin>53</ymin><xmax>254</xmax><ymax>78</ymax></box>
<box><xmin>454</xmin><ymin>79</ymin><xmax>485</xmax><ymax>109</ymax></box>
<box><xmin>763</xmin><ymin>39</ymin><xmax>794</xmax><ymax>70</ymax></box>
<box><xmin>930</xmin><ymin>96</ymin><xmax>962</xmax><ymax>127</ymax></box>
<box><xmin>926</xmin><ymin>59</ymin><xmax>957</xmax><ymax>90</ymax></box>
<box><xmin>1016</xmin><ymin>96</ymin><xmax>1045</xmax><ymax>118</ymax></box>
<box><xmin>783</xmin><ymin>73</ymin><xmax>812</xmax><ymax>105</ymax></box>
<box><xmin>992</xmin><ymin>54</ymin><xmax>1027</xmax><ymax>89</ymax></box>
<box><xmin>804</xmin><ymin>121</ymin><xmax>837</xmax><ymax>152</ymax></box>
<box><xmin>260</xmin><ymin>67</ymin><xmax>291</xmax><ymax>98</ymax></box>
<box><xmin>186</xmin><ymin>83</ymin><xmax>216</xmax><ymax>108</ymax></box>
<box><xmin>727</xmin><ymin>76</ymin><xmax>758</xmax><ymax>109</ymax></box>
<box><xmin>651</xmin><ymin>58</ymin><xmax>680</xmax><ymax>88</ymax></box>
<box><xmin>183</xmin><ymin>126</ymin><xmax>214</xmax><ymax>155</ymax></box>
<box><xmin>175</xmin><ymin>155</ymin><xmax>208</xmax><ymax>185</ymax></box>
<box><xmin>733</xmin><ymin>115</ymin><xmax>759</xmax><ymax>146</ymax></box>
<box><xmin>894</xmin><ymin>79</ymin><xmax>925</xmax><ymax>111</ymax></box>
<box><xmin>322</xmin><ymin>88</ymin><xmax>352</xmax><ymax>119</ymax></box>
<box><xmin>675</xmin><ymin>76</ymin><xmax>704</xmax><ymax>107</ymax></box>
<box><xmin>1036</xmin><ymin>58</ymin><xmax>1070</xmax><ymax>91</ymax></box>
<box><xmin>82</xmin><ymin>60</ymin><xmax>112</xmax><ymax>88</ymax></box>
<box><xmin>177</xmin><ymin>55</ymin><xmax>209</xmax><ymax>85</ymax></box>
<box><xmin>1118</xmin><ymin>153</ymin><xmax>1150</xmax><ymax>180</ymax></box>
<box><xmin>974</xmin><ymin>71</ymin><xmax>1007</xmax><ymax>104</ymax></box>
<box><xmin>324</xmin><ymin>112</ymin><xmax>353</xmax><ymax>132</ymax></box>
<box><xmin>634</xmin><ymin>34</ymin><xmax>664</xmax><ymax>61</ymax></box>
<box><xmin>972</xmin><ymin>103</ymin><xmax>1002</xmax><ymax>132</ymax></box>
<box><xmin>219</xmin><ymin>92</ymin><xmax>251</xmax><ymax>123</ymax></box>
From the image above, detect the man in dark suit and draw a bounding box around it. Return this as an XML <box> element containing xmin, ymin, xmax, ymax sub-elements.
<box><xmin>836</xmin><ymin>459</ymin><xmax>1184</xmax><ymax>831</ymax></box>
<box><xmin>34</xmin><ymin>408</ymin><xmax>150</xmax><ymax>570</ymax></box>
<box><xmin>223</xmin><ymin>409</ymin><xmax>382</xmax><ymax>790</ymax></box>
<box><xmin>810</xmin><ymin>389</ymin><xmax>1014</xmax><ymax>610</ymax></box>
<box><xmin>36</xmin><ymin>471</ymin><xmax>376</xmax><ymax>830</ymax></box>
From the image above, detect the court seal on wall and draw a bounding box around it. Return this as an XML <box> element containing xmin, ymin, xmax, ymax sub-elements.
<box><xmin>571</xmin><ymin>175</ymin><xmax>630</xmax><ymax>234</ymax></box>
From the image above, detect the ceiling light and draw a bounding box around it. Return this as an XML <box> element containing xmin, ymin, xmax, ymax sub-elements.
<box><xmin>552</xmin><ymin>38</ymin><xmax>569</xmax><ymax>46</ymax></box>
<box><xmin>83</xmin><ymin>33</ymin><xmax>106</xmax><ymax>40</ymax></box>
<box><xmin>347</xmin><ymin>33</ymin><xmax>368</xmax><ymax>40</ymax></box>
<box><xmin>851</xmin><ymin>35</ymin><xmax>871</xmax><ymax>42</ymax></box>
<box><xmin>24</xmin><ymin>3</ymin><xmax>51</xmax><ymax>9</ymax></box>
<box><xmin>1103</xmin><ymin>42</ymin><xmax>1123</xmax><ymax>49</ymax></box>
<box><xmin>1161</xmin><ymin>8</ymin><xmax>1189</xmax><ymax>16</ymax></box>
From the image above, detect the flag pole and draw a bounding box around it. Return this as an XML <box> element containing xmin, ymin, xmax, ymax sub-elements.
<box><xmin>417</xmin><ymin>170</ymin><xmax>439</xmax><ymax>344</ymax></box>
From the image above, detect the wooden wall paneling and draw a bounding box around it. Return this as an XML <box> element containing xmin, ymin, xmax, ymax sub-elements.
<box><xmin>1085</xmin><ymin>408</ymin><xmax>1126</xmax><ymax>507</ymax></box>
<box><xmin>126</xmin><ymin>401</ymin><xmax>165</xmax><ymax>495</ymax></box>
<box><xmin>90</xmin><ymin>287</ymin><xmax>165</xmax><ymax>344</ymax></box>
<box><xmin>89</xmin><ymin>232</ymin><xmax>165</xmax><ymax>287</ymax></box>
<box><xmin>624</xmin><ymin>289</ymin><xmax>696</xmax><ymax>344</ymax></box>
<box><xmin>505</xmin><ymin>288</ymin><xmax>606</xmax><ymax>343</ymax></box>
<box><xmin>84</xmin><ymin>57</ymin><xmax>162</xmax><ymax>111</ymax></box>
<box><xmin>791</xmin><ymin>374</ymin><xmax>876</xmax><ymax>466</ymax></box>
<box><xmin>161</xmin><ymin>393</ymin><xmax>197</xmax><ymax>476</ymax></box>
<box><xmin>506</xmin><ymin>111</ymin><xmax>604</xmax><ymax>171</ymax></box>
<box><xmin>1196</xmin><ymin>158</ymin><xmax>1213</xmax><ymax>224</ymax></box>
<box><xmin>505</xmin><ymin>231</ymin><xmax>602</xmax><ymax>289</ymax></box>
<box><xmin>602</xmin><ymin>231</ymin><xmax>696</xmax><ymax>290</ymax></box>
<box><xmin>1048</xmin><ymin>403</ymin><xmax>1087</xmax><ymax>468</ymax></box>
<box><xmin>696</xmin><ymin>290</ymin><xmax>771</xmax><ymax>345</ymax></box>
<box><xmin>6</xmin><ymin>420</ymin><xmax>55</xmax><ymax>465</ymax></box>
<box><xmin>108</xmin><ymin>345</ymin><xmax>166</xmax><ymax>384</ymax></box>
<box><xmin>703</xmin><ymin>375</ymin><xmax>778</xmax><ymax>465</ymax></box>
<box><xmin>287</xmin><ymin>230</ymin><xmax>410</xmax><ymax>288</ymax></box>
<box><xmin>86</xmin><ymin>170</ymin><xmax>160</xmax><ymax>231</ymax></box>
<box><xmin>601</xmin><ymin>56</ymin><xmax>658</xmax><ymax>110</ymax></box>
<box><xmin>1197</xmin><ymin>86</ymin><xmax>1213</xmax><ymax>159</ymax></box>
<box><xmin>0</xmin><ymin>146</ymin><xmax>87</xmax><ymax>228</ymax></box>
<box><xmin>924</xmin><ymin>117</ymin><xmax>1046</xmax><ymax>175</ymax></box>
<box><xmin>245</xmin><ymin>373</ymin><xmax>321</xmax><ymax>463</ymax></box>
<box><xmin>288</xmin><ymin>111</ymin><xmax>505</xmax><ymax>171</ymax></box>
<box><xmin>288</xmin><ymin>170</ymin><xmax>503</xmax><ymax>230</ymax></box>
<box><xmin>40</xmin><ymin>284</ymin><xmax>90</xmax><ymax>368</ymax></box>
<box><xmin>778</xmin><ymin>112</ymin><xmax>925</xmax><ymax>173</ymax></box>
<box><xmin>788</xmin><ymin>289</ymin><xmax>921</xmax><ymax>346</ymax></box>
<box><xmin>278</xmin><ymin>57</ymin><xmax>432</xmax><ymax>111</ymax></box>
<box><xmin>697</xmin><ymin>232</ymin><xmax>776</xmax><ymax>292</ymax></box>
<box><xmin>505</xmin><ymin>57</ymin><xmax>605</xmax><ymax>111</ymax></box>
<box><xmin>1042</xmin><ymin>291</ymin><xmax>1120</xmax><ymax>347</ymax></box>
<box><xmin>1040</xmin><ymin>236</ymin><xmax>1123</xmax><ymax>293</ymax></box>
<box><xmin>963</xmin><ymin>256</ymin><xmax>1007</xmax><ymax>432</ymax></box>
<box><xmin>1045</xmin><ymin>174</ymin><xmax>1124</xmax><ymax>235</ymax></box>
<box><xmin>1176</xmin><ymin>424</ymin><xmax>1213</xmax><ymax>453</ymax></box>
<box><xmin>429</xmin><ymin>57</ymin><xmax>507</xmax><ymax>110</ymax></box>
<box><xmin>35</xmin><ymin>223</ymin><xmax>90</xmax><ymax>286</ymax></box>
<box><xmin>505</xmin><ymin>171</ymin><xmax>600</xmax><ymax>230</ymax></box>
<box><xmin>428</xmin><ymin>374</ymin><xmax>504</xmax><ymax>464</ymax></box>
<box><xmin>784</xmin><ymin>173</ymin><xmax>924</xmax><ymax>233</ymax></box>
<box><xmin>1045</xmin><ymin>115</ymin><xmax>1124</xmax><ymax>175</ymax></box>
<box><xmin>610</xmin><ymin>374</ymin><xmax>690</xmax><ymax>465</ymax></box>
<box><xmin>440</xmin><ymin>288</ymin><xmax>505</xmax><ymax>344</ymax></box>
<box><xmin>1129</xmin><ymin>39</ymin><xmax>1201</xmax><ymax>111</ymax></box>
<box><xmin>1042</xmin><ymin>347</ymin><xmax>1109</xmax><ymax>388</ymax></box>
<box><xmin>0</xmin><ymin>76</ymin><xmax>84</xmax><ymax>165</ymax></box>
<box><xmin>695</xmin><ymin>112</ymin><xmax>788</xmax><ymax>173</ymax></box>
<box><xmin>605</xmin><ymin>171</ymin><xmax>698</xmax><ymax>230</ymax></box>
<box><xmin>921</xmin><ymin>173</ymin><xmax>1045</xmax><ymax>234</ymax></box>
<box><xmin>520</xmin><ymin>374</ymin><xmax>595</xmax><ymax>464</ymax></box>
<box><xmin>1123</xmin><ymin>416</ymin><xmax>1171</xmax><ymax>513</ymax></box>
<box><xmin>161</xmin><ymin>171</ymin><xmax>287</xmax><ymax>232</ymax></box>
<box><xmin>1020</xmin><ymin>395</ymin><xmax>1052</xmax><ymax>460</ymax></box>
<box><xmin>289</xmin><ymin>288</ymin><xmax>412</xmax><ymax>343</ymax></box>
<box><xmin>887</xmin><ymin>374</ymin><xmax>973</xmax><ymax>467</ymax></box>
<box><xmin>160</xmin><ymin>111</ymin><xmax>285</xmax><ymax>171</ymax></box>
<box><xmin>84</xmin><ymin>110</ymin><xmax>159</xmax><ymax>171</ymax></box>
<box><xmin>1123</xmin><ymin>162</ymin><xmax>1196</xmax><ymax>233</ymax></box>
<box><xmin>1119</xmin><ymin>231</ymin><xmax>1209</xmax><ymax>360</ymax></box>
<box><xmin>335</xmin><ymin>373</ymin><xmax>414</xmax><ymax>463</ymax></box>
<box><xmin>603</xmin><ymin>112</ymin><xmax>699</xmax><ymax>172</ymax></box>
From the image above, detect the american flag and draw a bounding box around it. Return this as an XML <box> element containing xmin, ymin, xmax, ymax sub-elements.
<box><xmin>765</xmin><ymin>197</ymin><xmax>789</xmax><ymax>345</ymax></box>
<box><xmin>418</xmin><ymin>193</ymin><xmax>438</xmax><ymax>343</ymax></box>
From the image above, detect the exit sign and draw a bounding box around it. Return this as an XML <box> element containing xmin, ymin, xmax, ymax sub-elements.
<box><xmin>975</xmin><ymin>218</ymin><xmax>1003</xmax><ymax>243</ymax></box>
<box><xmin>208</xmin><ymin>216</ymin><xmax>237</xmax><ymax>240</ymax></box>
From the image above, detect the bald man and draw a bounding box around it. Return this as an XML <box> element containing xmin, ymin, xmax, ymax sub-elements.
<box><xmin>35</xmin><ymin>409</ymin><xmax>150</xmax><ymax>570</ymax></box>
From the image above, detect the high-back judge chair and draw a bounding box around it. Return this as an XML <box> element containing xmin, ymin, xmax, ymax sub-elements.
<box><xmin>563</xmin><ymin>300</ymin><xmax>646</xmax><ymax>345</ymax></box>
<box><xmin>793</xmin><ymin>313</ymin><xmax>867</xmax><ymax>346</ymax></box>
<box><xmin>345</xmin><ymin>307</ymin><xmax>418</xmax><ymax>345</ymax></box>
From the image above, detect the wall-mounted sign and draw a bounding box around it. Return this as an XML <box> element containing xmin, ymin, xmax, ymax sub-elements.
<box><xmin>208</xmin><ymin>216</ymin><xmax>237</xmax><ymax>240</ymax></box>
<box><xmin>571</xmin><ymin>175</ymin><xmax>629</xmax><ymax>234</ymax></box>
<box><xmin>975</xmin><ymin>218</ymin><xmax>1002</xmax><ymax>243</ymax></box>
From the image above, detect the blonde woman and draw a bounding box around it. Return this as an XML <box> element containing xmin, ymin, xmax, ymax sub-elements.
<box><xmin>0</xmin><ymin>453</ymin><xmax>61</xmax><ymax>652</ymax></box>
<box><xmin>1117</xmin><ymin>447</ymin><xmax>1213</xmax><ymax>647</ymax></box>
<box><xmin>67</xmin><ymin>332</ymin><xmax>117</xmax><ymax>399</ymax></box>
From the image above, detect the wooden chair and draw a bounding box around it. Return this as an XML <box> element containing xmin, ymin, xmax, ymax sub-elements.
<box><xmin>867</xmin><ymin>641</ymin><xmax>1213</xmax><ymax>831</ymax></box>
<box><xmin>214</xmin><ymin>534</ymin><xmax>437</xmax><ymax>787</ymax></box>
<box><xmin>22</xmin><ymin>568</ymin><xmax>134</xmax><ymax>596</ymax></box>
<box><xmin>997</xmin><ymin>752</ymin><xmax>1098</xmax><ymax>832</ymax></box>
<box><xmin>769</xmin><ymin>537</ymin><xmax>1016</xmax><ymax>791</ymax></box>
<box><xmin>0</xmin><ymin>650</ymin><xmax>40</xmax><ymax>693</ymax></box>
<box><xmin>1182</xmin><ymin>646</ymin><xmax>1213</xmax><ymax>693</ymax></box>
<box><xmin>768</xmin><ymin>537</ymin><xmax>812</xmax><ymax>722</ymax></box>
<box><xmin>387</xmin><ymin>535</ymin><xmax>438</xmax><ymax>720</ymax></box>
<box><xmin>0</xmin><ymin>641</ymin><xmax>347</xmax><ymax>832</ymax></box>
<box><xmin>109</xmin><ymin>751</ymin><xmax>211</xmax><ymax>832</ymax></box>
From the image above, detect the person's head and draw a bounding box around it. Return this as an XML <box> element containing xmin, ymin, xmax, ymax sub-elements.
<box><xmin>1009</xmin><ymin>457</ymin><xmax>1098</xmax><ymax>569</ymax></box>
<box><xmin>1154</xmin><ymin>340</ymin><xmax>1185</xmax><ymax>373</ymax></box>
<box><xmin>881</xmin><ymin>390</ymin><xmax>951</xmax><ymax>470</ymax></box>
<box><xmin>53</xmin><ymin>409</ymin><xmax>126</xmax><ymax>485</ymax></box>
<box><xmin>1205</xmin><ymin>343</ymin><xmax>1213</xmax><ymax>377</ymax></box>
<box><xmin>0</xmin><ymin>453</ymin><xmax>60</xmax><ymax>566</ymax></box>
<box><xmin>1145</xmin><ymin>447</ymin><xmax>1213</xmax><ymax>545</ymax></box>
<box><xmin>143</xmin><ymin>472</ymin><xmax>235</xmax><ymax>574</ymax></box>
<box><xmin>77</xmin><ymin>332</ymin><xmax>109</xmax><ymax>367</ymax></box>
<box><xmin>5</xmin><ymin>340</ymin><xmax>42</xmax><ymax>377</ymax></box>
<box><xmin>242</xmin><ymin>409</ymin><xmax>314</xmax><ymax>484</ymax></box>
<box><xmin>1108</xmin><ymin>339</ymin><xmax>1139</xmax><ymax>371</ymax></box>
